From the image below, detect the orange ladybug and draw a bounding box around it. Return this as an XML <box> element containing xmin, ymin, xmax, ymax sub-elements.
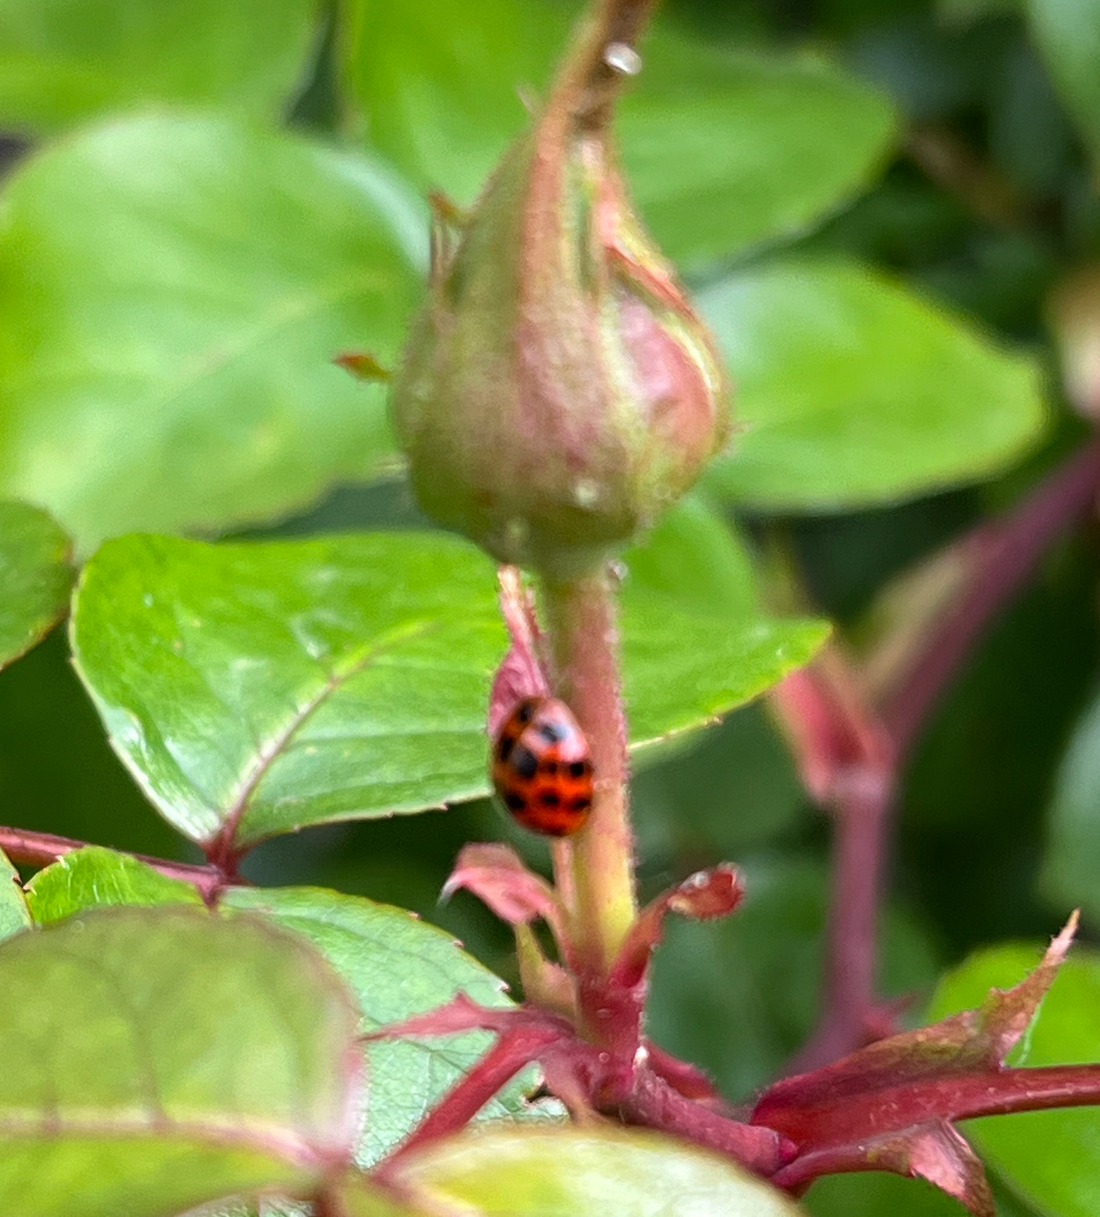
<box><xmin>491</xmin><ymin>696</ymin><xmax>594</xmax><ymax>836</ymax></box>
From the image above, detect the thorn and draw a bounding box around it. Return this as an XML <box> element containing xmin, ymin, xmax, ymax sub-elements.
<box><xmin>427</xmin><ymin>190</ymin><xmax>469</xmax><ymax>228</ymax></box>
<box><xmin>333</xmin><ymin>351</ymin><xmax>392</xmax><ymax>382</ymax></box>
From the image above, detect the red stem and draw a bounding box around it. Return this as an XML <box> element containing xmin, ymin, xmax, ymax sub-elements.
<box><xmin>787</xmin><ymin>772</ymin><xmax>895</xmax><ymax>1075</ymax></box>
<box><xmin>622</xmin><ymin>1068</ymin><xmax>796</xmax><ymax>1176</ymax></box>
<box><xmin>0</xmin><ymin>826</ymin><xmax>226</xmax><ymax>904</ymax></box>
<box><xmin>374</xmin><ymin>1022</ymin><xmax>565</xmax><ymax>1178</ymax></box>
<box><xmin>780</xmin><ymin>440</ymin><xmax>1100</xmax><ymax>1072</ymax></box>
<box><xmin>768</xmin><ymin>1063</ymin><xmax>1100</xmax><ymax>1191</ymax></box>
<box><xmin>882</xmin><ymin>439</ymin><xmax>1100</xmax><ymax>759</ymax></box>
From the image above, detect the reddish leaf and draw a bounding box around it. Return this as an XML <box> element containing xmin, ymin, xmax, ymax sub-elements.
<box><xmin>752</xmin><ymin>916</ymin><xmax>1080</xmax><ymax>1214</ymax></box>
<box><xmin>770</xmin><ymin>646</ymin><xmax>893</xmax><ymax>806</ymax></box>
<box><xmin>488</xmin><ymin>568</ymin><xmax>550</xmax><ymax>737</ymax></box>
<box><xmin>774</xmin><ymin>1120</ymin><xmax>994</xmax><ymax>1217</ymax></box>
<box><xmin>443</xmin><ymin>842</ymin><xmax>563</xmax><ymax>935</ymax></box>
<box><xmin>645</xmin><ymin>1041</ymin><xmax>722</xmax><ymax>1102</ymax></box>
<box><xmin>612</xmin><ymin>864</ymin><xmax>744</xmax><ymax>989</ymax></box>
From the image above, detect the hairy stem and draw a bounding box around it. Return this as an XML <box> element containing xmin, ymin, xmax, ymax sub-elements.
<box><xmin>542</xmin><ymin>569</ymin><xmax>637</xmax><ymax>979</ymax></box>
<box><xmin>375</xmin><ymin>1022</ymin><xmax>565</xmax><ymax>1177</ymax></box>
<box><xmin>0</xmin><ymin>826</ymin><xmax>225</xmax><ymax>903</ymax></box>
<box><xmin>556</xmin><ymin>0</ymin><xmax>661</xmax><ymax>130</ymax></box>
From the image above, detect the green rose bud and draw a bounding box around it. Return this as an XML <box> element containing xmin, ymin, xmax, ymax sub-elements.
<box><xmin>390</xmin><ymin>3</ymin><xmax>731</xmax><ymax>579</ymax></box>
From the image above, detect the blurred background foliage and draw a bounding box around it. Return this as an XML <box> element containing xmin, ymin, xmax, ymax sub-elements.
<box><xmin>1</xmin><ymin>0</ymin><xmax>1099</xmax><ymax>1213</ymax></box>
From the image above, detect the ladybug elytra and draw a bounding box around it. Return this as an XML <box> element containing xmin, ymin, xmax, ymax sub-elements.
<box><xmin>490</xmin><ymin>696</ymin><xmax>594</xmax><ymax>836</ymax></box>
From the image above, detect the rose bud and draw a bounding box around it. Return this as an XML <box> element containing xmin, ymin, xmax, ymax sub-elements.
<box><xmin>389</xmin><ymin>6</ymin><xmax>731</xmax><ymax>580</ymax></box>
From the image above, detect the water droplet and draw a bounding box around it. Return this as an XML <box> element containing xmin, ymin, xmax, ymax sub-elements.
<box><xmin>573</xmin><ymin>479</ymin><xmax>599</xmax><ymax>508</ymax></box>
<box><xmin>142</xmin><ymin>593</ymin><xmax>153</xmax><ymax>608</ymax></box>
<box><xmin>604</xmin><ymin>42</ymin><xmax>642</xmax><ymax>75</ymax></box>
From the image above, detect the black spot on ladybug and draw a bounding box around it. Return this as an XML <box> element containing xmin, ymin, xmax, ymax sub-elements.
<box><xmin>511</xmin><ymin>744</ymin><xmax>538</xmax><ymax>780</ymax></box>
<box><xmin>489</xmin><ymin>696</ymin><xmax>594</xmax><ymax>838</ymax></box>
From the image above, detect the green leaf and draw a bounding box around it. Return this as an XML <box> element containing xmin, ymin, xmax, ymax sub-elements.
<box><xmin>701</xmin><ymin>259</ymin><xmax>1046</xmax><ymax>509</ymax></box>
<box><xmin>71</xmin><ymin>530</ymin><xmax>825</xmax><ymax>848</ymax></box>
<box><xmin>1042</xmin><ymin>681</ymin><xmax>1100</xmax><ymax>925</ymax></box>
<box><xmin>939</xmin><ymin>0</ymin><xmax>1021</xmax><ymax>23</ymax></box>
<box><xmin>346</xmin><ymin>1</ymin><xmax>896</xmax><ymax>264</ymax></box>
<box><xmin>0</xmin><ymin>846</ymin><xmax>31</xmax><ymax>942</ymax></box>
<box><xmin>222</xmin><ymin>886</ymin><xmax>551</xmax><ymax>1166</ymax></box>
<box><xmin>1026</xmin><ymin>0</ymin><xmax>1100</xmax><ymax>162</ymax></box>
<box><xmin>0</xmin><ymin>113</ymin><xmax>426</xmax><ymax>554</ymax></box>
<box><xmin>0</xmin><ymin>0</ymin><xmax>317</xmax><ymax>134</ymax></box>
<box><xmin>0</xmin><ymin>499</ymin><xmax>73</xmax><ymax>670</ymax></box>
<box><xmin>617</xmin><ymin>39</ymin><xmax>898</xmax><ymax>269</ymax></box>
<box><xmin>70</xmin><ymin>531</ymin><xmax>504</xmax><ymax>847</ymax></box>
<box><xmin>394</xmin><ymin>1127</ymin><xmax>807</xmax><ymax>1216</ymax></box>
<box><xmin>0</xmin><ymin>906</ymin><xmax>363</xmax><ymax>1217</ymax></box>
<box><xmin>345</xmin><ymin>0</ymin><xmax>569</xmax><ymax>208</ymax></box>
<box><xmin>807</xmin><ymin>1171</ymin><xmax>1028</xmax><ymax>1216</ymax></box>
<box><xmin>620</xmin><ymin>592</ymin><xmax>826</xmax><ymax>759</ymax></box>
<box><xmin>927</xmin><ymin>940</ymin><xmax>1100</xmax><ymax>1217</ymax></box>
<box><xmin>24</xmin><ymin>845</ymin><xmax>204</xmax><ymax>924</ymax></box>
<box><xmin>622</xmin><ymin>494</ymin><xmax>759</xmax><ymax>620</ymax></box>
<box><xmin>620</xmin><ymin>496</ymin><xmax>827</xmax><ymax>757</ymax></box>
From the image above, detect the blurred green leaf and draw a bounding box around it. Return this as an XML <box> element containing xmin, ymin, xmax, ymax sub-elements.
<box><xmin>927</xmin><ymin>939</ymin><xmax>1100</xmax><ymax>1217</ymax></box>
<box><xmin>345</xmin><ymin>0</ymin><xmax>569</xmax><ymax>207</ymax></box>
<box><xmin>938</xmin><ymin>0</ymin><xmax>1022</xmax><ymax>23</ymax></box>
<box><xmin>0</xmin><ymin>0</ymin><xmax>317</xmax><ymax>134</ymax></box>
<box><xmin>631</xmin><ymin>703</ymin><xmax>805</xmax><ymax>859</ymax></box>
<box><xmin>618</xmin><ymin>38</ymin><xmax>897</xmax><ymax>268</ymax></box>
<box><xmin>807</xmin><ymin>1171</ymin><xmax>1029</xmax><ymax>1216</ymax></box>
<box><xmin>1026</xmin><ymin>0</ymin><xmax>1100</xmax><ymax>161</ymax></box>
<box><xmin>70</xmin><ymin>529</ymin><xmax>825</xmax><ymax>849</ymax></box>
<box><xmin>622</xmin><ymin>494</ymin><xmax>758</xmax><ymax>620</ymax></box>
<box><xmin>0</xmin><ymin>499</ymin><xmax>73</xmax><ymax>669</ymax></box>
<box><xmin>0</xmin><ymin>629</ymin><xmax>184</xmax><ymax>858</ymax></box>
<box><xmin>346</xmin><ymin>0</ymin><xmax>896</xmax><ymax>265</ymax></box>
<box><xmin>701</xmin><ymin>259</ymin><xmax>1046</xmax><ymax>509</ymax></box>
<box><xmin>0</xmin><ymin>906</ymin><xmax>362</xmax><ymax>1217</ymax></box>
<box><xmin>393</xmin><ymin>1127</ymin><xmax>807</xmax><ymax>1216</ymax></box>
<box><xmin>223</xmin><ymin>885</ymin><xmax>552</xmax><ymax>1166</ymax></box>
<box><xmin>0</xmin><ymin>846</ymin><xmax>30</xmax><ymax>941</ymax></box>
<box><xmin>0</xmin><ymin>113</ymin><xmax>426</xmax><ymax>554</ymax></box>
<box><xmin>1041</xmin><ymin>682</ymin><xmax>1100</xmax><ymax>923</ymax></box>
<box><xmin>24</xmin><ymin>845</ymin><xmax>203</xmax><ymax>923</ymax></box>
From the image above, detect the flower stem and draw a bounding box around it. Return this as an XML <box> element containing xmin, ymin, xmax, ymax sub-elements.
<box><xmin>541</xmin><ymin>569</ymin><xmax>637</xmax><ymax>977</ymax></box>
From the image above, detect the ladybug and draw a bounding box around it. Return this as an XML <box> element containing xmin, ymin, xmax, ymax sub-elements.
<box><xmin>491</xmin><ymin>696</ymin><xmax>594</xmax><ymax>836</ymax></box>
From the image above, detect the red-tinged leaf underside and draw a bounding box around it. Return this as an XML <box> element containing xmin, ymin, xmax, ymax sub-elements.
<box><xmin>443</xmin><ymin>842</ymin><xmax>562</xmax><ymax>932</ymax></box>
<box><xmin>752</xmin><ymin>916</ymin><xmax>1082</xmax><ymax>1216</ymax></box>
<box><xmin>612</xmin><ymin>863</ymin><xmax>744</xmax><ymax>990</ymax></box>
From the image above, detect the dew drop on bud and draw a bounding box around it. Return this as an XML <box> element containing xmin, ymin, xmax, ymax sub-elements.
<box><xmin>573</xmin><ymin>479</ymin><xmax>600</xmax><ymax>508</ymax></box>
